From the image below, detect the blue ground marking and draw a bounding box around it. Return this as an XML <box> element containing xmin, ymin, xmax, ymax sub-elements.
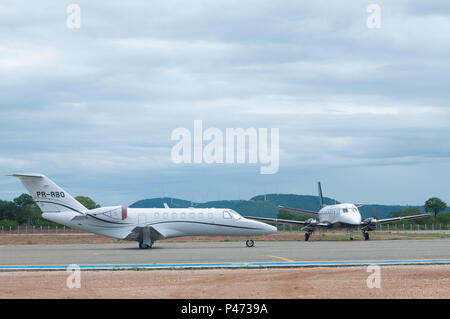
<box><xmin>1</xmin><ymin>259</ymin><xmax>450</xmax><ymax>270</ymax></box>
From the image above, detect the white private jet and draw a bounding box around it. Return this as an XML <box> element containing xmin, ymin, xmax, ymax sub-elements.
<box><xmin>10</xmin><ymin>173</ymin><xmax>277</xmax><ymax>249</ymax></box>
<box><xmin>246</xmin><ymin>182</ymin><xmax>430</xmax><ymax>241</ymax></box>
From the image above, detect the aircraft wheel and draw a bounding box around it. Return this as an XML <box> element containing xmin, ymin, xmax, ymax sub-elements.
<box><xmin>305</xmin><ymin>233</ymin><xmax>310</xmax><ymax>241</ymax></box>
<box><xmin>363</xmin><ymin>232</ymin><xmax>370</xmax><ymax>240</ymax></box>
<box><xmin>139</xmin><ymin>241</ymin><xmax>152</xmax><ymax>249</ymax></box>
<box><xmin>246</xmin><ymin>239</ymin><xmax>254</xmax><ymax>247</ymax></box>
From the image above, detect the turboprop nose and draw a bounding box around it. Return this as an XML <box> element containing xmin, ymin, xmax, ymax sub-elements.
<box><xmin>342</xmin><ymin>213</ymin><xmax>361</xmax><ymax>225</ymax></box>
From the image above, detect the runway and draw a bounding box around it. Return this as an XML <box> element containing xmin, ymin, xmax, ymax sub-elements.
<box><xmin>1</xmin><ymin>239</ymin><xmax>449</xmax><ymax>270</ymax></box>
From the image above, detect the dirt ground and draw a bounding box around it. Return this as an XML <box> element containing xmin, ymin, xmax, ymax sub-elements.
<box><xmin>0</xmin><ymin>265</ymin><xmax>449</xmax><ymax>299</ymax></box>
<box><xmin>1</xmin><ymin>231</ymin><xmax>448</xmax><ymax>245</ymax></box>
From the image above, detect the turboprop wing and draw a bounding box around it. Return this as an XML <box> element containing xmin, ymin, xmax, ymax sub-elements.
<box><xmin>277</xmin><ymin>205</ymin><xmax>319</xmax><ymax>216</ymax></box>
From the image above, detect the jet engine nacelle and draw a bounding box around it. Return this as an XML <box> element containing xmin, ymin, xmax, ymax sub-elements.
<box><xmin>88</xmin><ymin>206</ymin><xmax>128</xmax><ymax>220</ymax></box>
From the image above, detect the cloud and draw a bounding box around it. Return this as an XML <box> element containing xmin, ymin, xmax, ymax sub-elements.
<box><xmin>1</xmin><ymin>1</ymin><xmax>450</xmax><ymax>205</ymax></box>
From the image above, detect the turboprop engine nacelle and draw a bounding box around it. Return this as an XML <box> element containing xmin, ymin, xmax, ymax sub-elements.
<box><xmin>362</xmin><ymin>217</ymin><xmax>377</xmax><ymax>230</ymax></box>
<box><xmin>88</xmin><ymin>206</ymin><xmax>128</xmax><ymax>220</ymax></box>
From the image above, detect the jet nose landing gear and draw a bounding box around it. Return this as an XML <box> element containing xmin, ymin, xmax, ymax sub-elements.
<box><xmin>246</xmin><ymin>239</ymin><xmax>254</xmax><ymax>247</ymax></box>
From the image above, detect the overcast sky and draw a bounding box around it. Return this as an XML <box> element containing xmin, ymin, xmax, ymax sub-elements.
<box><xmin>1</xmin><ymin>1</ymin><xmax>450</xmax><ymax>206</ymax></box>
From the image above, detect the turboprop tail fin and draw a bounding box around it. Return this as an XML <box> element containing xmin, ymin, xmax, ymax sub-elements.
<box><xmin>318</xmin><ymin>181</ymin><xmax>325</xmax><ymax>209</ymax></box>
<box><xmin>9</xmin><ymin>173</ymin><xmax>87</xmax><ymax>214</ymax></box>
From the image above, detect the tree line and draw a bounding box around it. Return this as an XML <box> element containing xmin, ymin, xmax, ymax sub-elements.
<box><xmin>0</xmin><ymin>193</ymin><xmax>100</xmax><ymax>229</ymax></box>
<box><xmin>1</xmin><ymin>193</ymin><xmax>448</xmax><ymax>229</ymax></box>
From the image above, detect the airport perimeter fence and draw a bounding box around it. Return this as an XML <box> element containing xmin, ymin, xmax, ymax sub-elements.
<box><xmin>276</xmin><ymin>223</ymin><xmax>450</xmax><ymax>232</ymax></box>
<box><xmin>1</xmin><ymin>224</ymin><xmax>450</xmax><ymax>235</ymax></box>
<box><xmin>0</xmin><ymin>225</ymin><xmax>88</xmax><ymax>234</ymax></box>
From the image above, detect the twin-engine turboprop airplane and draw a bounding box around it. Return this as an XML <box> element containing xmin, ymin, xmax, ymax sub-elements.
<box><xmin>10</xmin><ymin>173</ymin><xmax>276</xmax><ymax>249</ymax></box>
<box><xmin>246</xmin><ymin>182</ymin><xmax>430</xmax><ymax>241</ymax></box>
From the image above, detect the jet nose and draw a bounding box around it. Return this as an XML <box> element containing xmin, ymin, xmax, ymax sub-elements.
<box><xmin>256</xmin><ymin>220</ymin><xmax>277</xmax><ymax>235</ymax></box>
<box><xmin>247</xmin><ymin>219</ymin><xmax>277</xmax><ymax>235</ymax></box>
<box><xmin>265</xmin><ymin>223</ymin><xmax>277</xmax><ymax>234</ymax></box>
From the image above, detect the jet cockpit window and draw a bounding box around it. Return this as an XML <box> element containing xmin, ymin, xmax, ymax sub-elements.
<box><xmin>230</xmin><ymin>211</ymin><xmax>242</xmax><ymax>219</ymax></box>
<box><xmin>223</xmin><ymin>211</ymin><xmax>232</xmax><ymax>219</ymax></box>
<box><xmin>342</xmin><ymin>208</ymin><xmax>348</xmax><ymax>213</ymax></box>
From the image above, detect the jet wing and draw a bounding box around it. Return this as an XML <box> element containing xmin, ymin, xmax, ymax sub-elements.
<box><xmin>367</xmin><ymin>213</ymin><xmax>431</xmax><ymax>225</ymax></box>
<box><xmin>246</xmin><ymin>216</ymin><xmax>307</xmax><ymax>226</ymax></box>
<box><xmin>245</xmin><ymin>216</ymin><xmax>330</xmax><ymax>228</ymax></box>
<box><xmin>278</xmin><ymin>206</ymin><xmax>319</xmax><ymax>216</ymax></box>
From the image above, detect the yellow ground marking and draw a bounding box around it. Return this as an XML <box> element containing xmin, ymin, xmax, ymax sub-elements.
<box><xmin>267</xmin><ymin>255</ymin><xmax>296</xmax><ymax>262</ymax></box>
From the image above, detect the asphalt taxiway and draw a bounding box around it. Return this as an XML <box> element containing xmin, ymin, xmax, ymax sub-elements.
<box><xmin>1</xmin><ymin>239</ymin><xmax>449</xmax><ymax>270</ymax></box>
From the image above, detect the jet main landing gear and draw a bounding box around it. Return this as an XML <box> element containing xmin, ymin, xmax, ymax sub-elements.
<box><xmin>139</xmin><ymin>226</ymin><xmax>153</xmax><ymax>249</ymax></box>
<box><xmin>246</xmin><ymin>239</ymin><xmax>254</xmax><ymax>247</ymax></box>
<box><xmin>139</xmin><ymin>241</ymin><xmax>153</xmax><ymax>249</ymax></box>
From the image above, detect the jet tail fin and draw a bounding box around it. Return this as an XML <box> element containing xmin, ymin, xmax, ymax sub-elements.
<box><xmin>9</xmin><ymin>173</ymin><xmax>87</xmax><ymax>215</ymax></box>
